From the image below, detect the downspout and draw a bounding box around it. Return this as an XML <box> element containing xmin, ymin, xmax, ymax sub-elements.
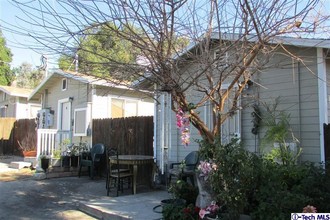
<box><xmin>317</xmin><ymin>48</ymin><xmax>327</xmax><ymax>163</ymax></box>
<box><xmin>90</xmin><ymin>84</ymin><xmax>95</xmax><ymax>147</ymax></box>
<box><xmin>153</xmin><ymin>84</ymin><xmax>157</xmax><ymax>164</ymax></box>
<box><xmin>297</xmin><ymin>61</ymin><xmax>302</xmax><ymax>161</ymax></box>
<box><xmin>160</xmin><ymin>93</ymin><xmax>165</xmax><ymax>174</ymax></box>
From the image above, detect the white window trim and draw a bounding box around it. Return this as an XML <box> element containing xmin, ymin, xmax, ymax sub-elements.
<box><xmin>73</xmin><ymin>107</ymin><xmax>91</xmax><ymax>136</ymax></box>
<box><xmin>62</xmin><ymin>78</ymin><xmax>68</xmax><ymax>91</ymax></box>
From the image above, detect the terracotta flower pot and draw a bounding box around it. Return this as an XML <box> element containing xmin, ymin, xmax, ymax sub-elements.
<box><xmin>23</xmin><ymin>150</ymin><xmax>37</xmax><ymax>157</ymax></box>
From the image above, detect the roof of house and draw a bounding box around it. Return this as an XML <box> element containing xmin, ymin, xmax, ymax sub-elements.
<box><xmin>28</xmin><ymin>69</ymin><xmax>138</xmax><ymax>100</ymax></box>
<box><xmin>175</xmin><ymin>33</ymin><xmax>330</xmax><ymax>59</ymax></box>
<box><xmin>0</xmin><ymin>86</ymin><xmax>33</xmax><ymax>98</ymax></box>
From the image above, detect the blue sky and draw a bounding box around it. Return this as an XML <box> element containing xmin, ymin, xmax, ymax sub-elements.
<box><xmin>0</xmin><ymin>0</ymin><xmax>329</xmax><ymax>69</ymax></box>
<box><xmin>0</xmin><ymin>0</ymin><xmax>58</xmax><ymax>69</ymax></box>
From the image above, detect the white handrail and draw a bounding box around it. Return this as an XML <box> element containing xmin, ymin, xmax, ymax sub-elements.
<box><xmin>37</xmin><ymin>129</ymin><xmax>71</xmax><ymax>159</ymax></box>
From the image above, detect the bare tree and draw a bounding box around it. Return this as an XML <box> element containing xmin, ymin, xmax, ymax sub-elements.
<box><xmin>4</xmin><ymin>0</ymin><xmax>328</xmax><ymax>144</ymax></box>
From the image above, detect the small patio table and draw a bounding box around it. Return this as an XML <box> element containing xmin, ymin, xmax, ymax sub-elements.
<box><xmin>109</xmin><ymin>155</ymin><xmax>154</xmax><ymax>194</ymax></box>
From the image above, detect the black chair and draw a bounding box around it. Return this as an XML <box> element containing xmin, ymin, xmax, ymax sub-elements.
<box><xmin>78</xmin><ymin>143</ymin><xmax>105</xmax><ymax>179</ymax></box>
<box><xmin>106</xmin><ymin>149</ymin><xmax>133</xmax><ymax>196</ymax></box>
<box><xmin>105</xmin><ymin>147</ymin><xmax>130</xmax><ymax>191</ymax></box>
<box><xmin>168</xmin><ymin>151</ymin><xmax>199</xmax><ymax>186</ymax></box>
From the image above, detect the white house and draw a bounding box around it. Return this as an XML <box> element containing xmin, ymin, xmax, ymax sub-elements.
<box><xmin>0</xmin><ymin>85</ymin><xmax>41</xmax><ymax>119</ymax></box>
<box><xmin>28</xmin><ymin>69</ymin><xmax>154</xmax><ymax>156</ymax></box>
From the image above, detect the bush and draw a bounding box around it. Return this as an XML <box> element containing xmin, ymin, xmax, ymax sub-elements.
<box><xmin>168</xmin><ymin>180</ymin><xmax>199</xmax><ymax>205</ymax></box>
<box><xmin>251</xmin><ymin>161</ymin><xmax>330</xmax><ymax>220</ymax></box>
<box><xmin>209</xmin><ymin>138</ymin><xmax>263</xmax><ymax>218</ymax></box>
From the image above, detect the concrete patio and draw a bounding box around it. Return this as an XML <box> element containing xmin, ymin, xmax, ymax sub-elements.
<box><xmin>0</xmin><ymin>155</ymin><xmax>170</xmax><ymax>220</ymax></box>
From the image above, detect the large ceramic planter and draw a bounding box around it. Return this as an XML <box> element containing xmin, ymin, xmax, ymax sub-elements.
<box><xmin>61</xmin><ymin>156</ymin><xmax>70</xmax><ymax>168</ymax></box>
<box><xmin>41</xmin><ymin>158</ymin><xmax>50</xmax><ymax>172</ymax></box>
<box><xmin>70</xmin><ymin>156</ymin><xmax>79</xmax><ymax>167</ymax></box>
<box><xmin>51</xmin><ymin>158</ymin><xmax>61</xmax><ymax>167</ymax></box>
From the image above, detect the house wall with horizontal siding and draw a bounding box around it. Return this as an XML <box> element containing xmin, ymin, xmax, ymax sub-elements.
<box><xmin>241</xmin><ymin>46</ymin><xmax>321</xmax><ymax>163</ymax></box>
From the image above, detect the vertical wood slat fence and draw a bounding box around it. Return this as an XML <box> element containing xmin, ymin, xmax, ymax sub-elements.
<box><xmin>93</xmin><ymin>116</ymin><xmax>154</xmax><ymax>185</ymax></box>
<box><xmin>92</xmin><ymin>116</ymin><xmax>154</xmax><ymax>156</ymax></box>
<box><xmin>324</xmin><ymin>123</ymin><xmax>330</xmax><ymax>164</ymax></box>
<box><xmin>0</xmin><ymin>118</ymin><xmax>37</xmax><ymax>156</ymax></box>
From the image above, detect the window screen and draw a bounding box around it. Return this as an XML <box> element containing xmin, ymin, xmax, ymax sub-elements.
<box><xmin>74</xmin><ymin>108</ymin><xmax>87</xmax><ymax>136</ymax></box>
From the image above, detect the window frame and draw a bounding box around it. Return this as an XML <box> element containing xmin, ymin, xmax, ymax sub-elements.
<box><xmin>62</xmin><ymin>78</ymin><xmax>68</xmax><ymax>91</ymax></box>
<box><xmin>73</xmin><ymin>107</ymin><xmax>90</xmax><ymax>136</ymax></box>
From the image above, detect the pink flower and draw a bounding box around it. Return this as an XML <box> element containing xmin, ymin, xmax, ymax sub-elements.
<box><xmin>176</xmin><ymin>108</ymin><xmax>190</xmax><ymax>147</ymax></box>
<box><xmin>198</xmin><ymin>160</ymin><xmax>216</xmax><ymax>181</ymax></box>
<box><xmin>303</xmin><ymin>205</ymin><xmax>317</xmax><ymax>213</ymax></box>
<box><xmin>199</xmin><ymin>201</ymin><xmax>220</xmax><ymax>219</ymax></box>
<box><xmin>199</xmin><ymin>208</ymin><xmax>210</xmax><ymax>219</ymax></box>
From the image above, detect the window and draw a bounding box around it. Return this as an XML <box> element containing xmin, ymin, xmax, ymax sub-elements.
<box><xmin>74</xmin><ymin>107</ymin><xmax>90</xmax><ymax>136</ymax></box>
<box><xmin>62</xmin><ymin>78</ymin><xmax>67</xmax><ymax>91</ymax></box>
<box><xmin>125</xmin><ymin>100</ymin><xmax>138</xmax><ymax>117</ymax></box>
<box><xmin>0</xmin><ymin>107</ymin><xmax>7</xmax><ymax>117</ymax></box>
<box><xmin>111</xmin><ymin>98</ymin><xmax>138</xmax><ymax>118</ymax></box>
<box><xmin>111</xmin><ymin>98</ymin><xmax>124</xmax><ymax>118</ymax></box>
<box><xmin>214</xmin><ymin>49</ymin><xmax>228</xmax><ymax>68</ymax></box>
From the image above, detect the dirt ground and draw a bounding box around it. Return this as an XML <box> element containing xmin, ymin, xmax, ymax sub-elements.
<box><xmin>0</xmin><ymin>168</ymin><xmax>34</xmax><ymax>182</ymax></box>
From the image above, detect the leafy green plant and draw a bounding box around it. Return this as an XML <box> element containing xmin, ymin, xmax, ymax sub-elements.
<box><xmin>260</xmin><ymin>98</ymin><xmax>302</xmax><ymax>165</ymax></box>
<box><xmin>168</xmin><ymin>180</ymin><xmax>198</xmax><ymax>205</ymax></box>
<box><xmin>207</xmin><ymin>137</ymin><xmax>262</xmax><ymax>218</ymax></box>
<box><xmin>53</xmin><ymin>149</ymin><xmax>61</xmax><ymax>159</ymax></box>
<box><xmin>162</xmin><ymin>203</ymin><xmax>200</xmax><ymax>220</ymax></box>
<box><xmin>251</xmin><ymin>161</ymin><xmax>330</xmax><ymax>219</ymax></box>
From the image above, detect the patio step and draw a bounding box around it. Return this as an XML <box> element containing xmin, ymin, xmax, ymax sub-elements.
<box><xmin>9</xmin><ymin>161</ymin><xmax>32</xmax><ymax>169</ymax></box>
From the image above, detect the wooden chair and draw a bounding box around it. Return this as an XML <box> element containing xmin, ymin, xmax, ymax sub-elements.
<box><xmin>106</xmin><ymin>149</ymin><xmax>133</xmax><ymax>196</ymax></box>
<box><xmin>168</xmin><ymin>151</ymin><xmax>199</xmax><ymax>186</ymax></box>
<box><xmin>105</xmin><ymin>147</ymin><xmax>130</xmax><ymax>191</ymax></box>
<box><xmin>78</xmin><ymin>143</ymin><xmax>105</xmax><ymax>179</ymax></box>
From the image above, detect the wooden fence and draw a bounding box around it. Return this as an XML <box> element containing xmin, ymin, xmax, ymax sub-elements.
<box><xmin>0</xmin><ymin>118</ymin><xmax>37</xmax><ymax>156</ymax></box>
<box><xmin>93</xmin><ymin>116</ymin><xmax>154</xmax><ymax>185</ymax></box>
<box><xmin>92</xmin><ymin>116</ymin><xmax>154</xmax><ymax>156</ymax></box>
<box><xmin>324</xmin><ymin>123</ymin><xmax>330</xmax><ymax>164</ymax></box>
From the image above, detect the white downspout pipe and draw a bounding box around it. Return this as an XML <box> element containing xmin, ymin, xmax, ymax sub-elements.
<box><xmin>153</xmin><ymin>86</ymin><xmax>157</xmax><ymax>163</ymax></box>
<box><xmin>160</xmin><ymin>93</ymin><xmax>165</xmax><ymax>174</ymax></box>
<box><xmin>317</xmin><ymin>47</ymin><xmax>327</xmax><ymax>163</ymax></box>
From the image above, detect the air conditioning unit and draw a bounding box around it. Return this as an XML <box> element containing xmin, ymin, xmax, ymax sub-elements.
<box><xmin>37</xmin><ymin>109</ymin><xmax>54</xmax><ymax>128</ymax></box>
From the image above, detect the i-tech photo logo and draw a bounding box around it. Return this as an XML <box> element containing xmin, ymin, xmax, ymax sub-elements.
<box><xmin>291</xmin><ymin>213</ymin><xmax>330</xmax><ymax>220</ymax></box>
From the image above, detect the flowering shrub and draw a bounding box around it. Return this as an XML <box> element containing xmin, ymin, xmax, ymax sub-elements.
<box><xmin>303</xmin><ymin>205</ymin><xmax>317</xmax><ymax>213</ymax></box>
<box><xmin>162</xmin><ymin>203</ymin><xmax>200</xmax><ymax>220</ymax></box>
<box><xmin>183</xmin><ymin>204</ymin><xmax>201</xmax><ymax>219</ymax></box>
<box><xmin>197</xmin><ymin>160</ymin><xmax>217</xmax><ymax>181</ymax></box>
<box><xmin>199</xmin><ymin>201</ymin><xmax>220</xmax><ymax>219</ymax></box>
<box><xmin>176</xmin><ymin>108</ymin><xmax>190</xmax><ymax>147</ymax></box>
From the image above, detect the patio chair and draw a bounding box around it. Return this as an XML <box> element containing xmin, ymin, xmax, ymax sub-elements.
<box><xmin>78</xmin><ymin>143</ymin><xmax>105</xmax><ymax>179</ymax></box>
<box><xmin>106</xmin><ymin>148</ymin><xmax>133</xmax><ymax>196</ymax></box>
<box><xmin>168</xmin><ymin>151</ymin><xmax>199</xmax><ymax>186</ymax></box>
<box><xmin>105</xmin><ymin>147</ymin><xmax>130</xmax><ymax>192</ymax></box>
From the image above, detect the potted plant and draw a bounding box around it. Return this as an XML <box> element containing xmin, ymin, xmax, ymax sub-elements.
<box><xmin>67</xmin><ymin>141</ymin><xmax>90</xmax><ymax>167</ymax></box>
<box><xmin>51</xmin><ymin>149</ymin><xmax>62</xmax><ymax>167</ymax></box>
<box><xmin>40</xmin><ymin>155</ymin><xmax>50</xmax><ymax>172</ymax></box>
<box><xmin>168</xmin><ymin>180</ymin><xmax>198</xmax><ymax>205</ymax></box>
<box><xmin>17</xmin><ymin>137</ymin><xmax>37</xmax><ymax>157</ymax></box>
<box><xmin>60</xmin><ymin>139</ymin><xmax>71</xmax><ymax>168</ymax></box>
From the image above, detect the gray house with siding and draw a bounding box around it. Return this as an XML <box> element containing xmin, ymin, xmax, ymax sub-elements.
<box><xmin>0</xmin><ymin>86</ymin><xmax>41</xmax><ymax>119</ymax></box>
<box><xmin>29</xmin><ymin>69</ymin><xmax>154</xmax><ymax>151</ymax></box>
<box><xmin>152</xmin><ymin>34</ymin><xmax>330</xmax><ymax>174</ymax></box>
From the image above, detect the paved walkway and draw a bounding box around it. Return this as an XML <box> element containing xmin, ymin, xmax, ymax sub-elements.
<box><xmin>79</xmin><ymin>190</ymin><xmax>169</xmax><ymax>220</ymax></box>
<box><xmin>0</xmin><ymin>155</ymin><xmax>169</xmax><ymax>220</ymax></box>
